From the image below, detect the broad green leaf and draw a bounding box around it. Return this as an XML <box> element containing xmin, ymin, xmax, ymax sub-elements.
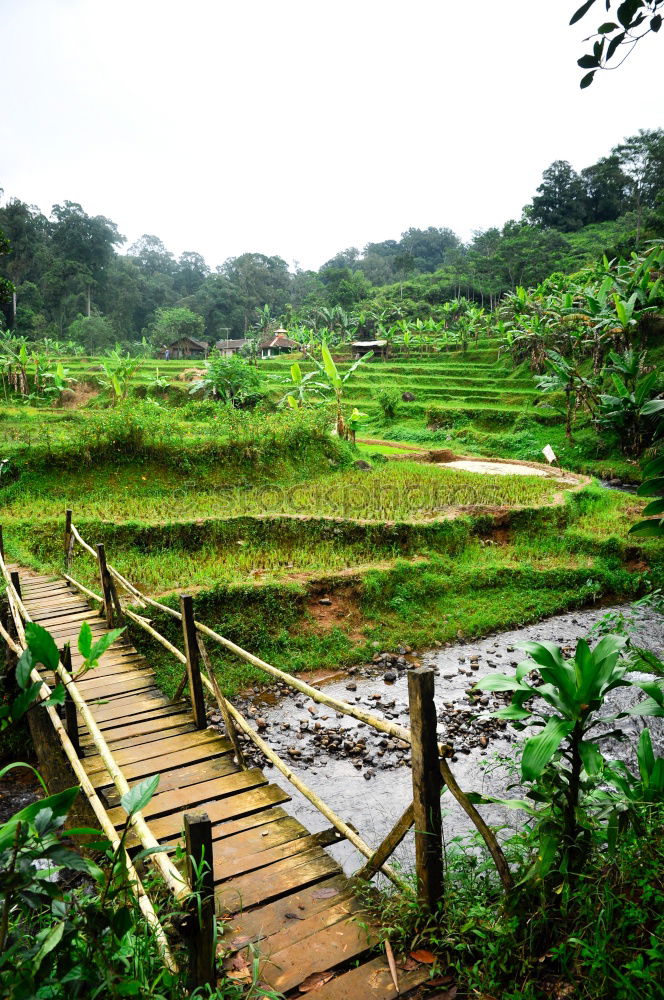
<box><xmin>521</xmin><ymin>717</ymin><xmax>574</xmax><ymax>781</ymax></box>
<box><xmin>78</xmin><ymin>622</ymin><xmax>93</xmax><ymax>659</ymax></box>
<box><xmin>320</xmin><ymin>342</ymin><xmax>340</xmax><ymax>387</ymax></box>
<box><xmin>43</xmin><ymin>683</ymin><xmax>66</xmax><ymax>707</ymax></box>
<box><xmin>88</xmin><ymin>627</ymin><xmax>125</xmax><ymax>664</ymax></box>
<box><xmin>628</xmin><ymin>519</ymin><xmax>664</xmax><ymax>537</ymax></box>
<box><xmin>578</xmin><ymin>740</ymin><xmax>604</xmax><ymax>776</ymax></box>
<box><xmin>0</xmin><ymin>786</ymin><xmax>79</xmax><ymax>853</ymax></box>
<box><xmin>570</xmin><ymin>0</ymin><xmax>598</xmax><ymax>26</ymax></box>
<box><xmin>11</xmin><ymin>682</ymin><xmax>44</xmax><ymax>722</ymax></box>
<box><xmin>120</xmin><ymin>774</ymin><xmax>160</xmax><ymax>817</ymax></box>
<box><xmin>637</xmin><ymin>728</ymin><xmax>655</xmax><ymax>782</ymax></box>
<box><xmin>32</xmin><ymin>921</ymin><xmax>65</xmax><ymax>973</ymax></box>
<box><xmin>642</xmin><ymin>498</ymin><xmax>664</xmax><ymax>516</ymax></box>
<box><xmin>24</xmin><ymin>623</ymin><xmax>59</xmax><ymax>671</ymax></box>
<box><xmin>16</xmin><ymin>649</ymin><xmax>34</xmax><ymax>689</ymax></box>
<box><xmin>473</xmin><ymin>673</ymin><xmax>529</xmax><ymax>693</ymax></box>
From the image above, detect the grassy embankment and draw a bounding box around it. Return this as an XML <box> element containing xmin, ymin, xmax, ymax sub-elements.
<box><xmin>1</xmin><ymin>392</ymin><xmax>659</xmax><ymax>698</ymax></box>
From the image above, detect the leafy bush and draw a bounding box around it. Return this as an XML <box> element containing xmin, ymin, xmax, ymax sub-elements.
<box><xmin>373</xmin><ymin>386</ymin><xmax>402</xmax><ymax>422</ymax></box>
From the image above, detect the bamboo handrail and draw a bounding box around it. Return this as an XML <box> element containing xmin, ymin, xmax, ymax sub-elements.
<box><xmin>67</xmin><ymin>520</ymin><xmax>513</xmax><ymax>889</ymax></box>
<box><xmin>124</xmin><ymin>608</ymin><xmax>187</xmax><ymax>664</ymax></box>
<box><xmin>200</xmin><ymin>673</ymin><xmax>404</xmax><ymax>888</ymax></box>
<box><xmin>0</xmin><ymin>554</ymin><xmax>189</xmax><ymax>901</ymax></box>
<box><xmin>62</xmin><ymin>572</ymin><xmax>103</xmax><ymax>603</ymax></box>
<box><xmin>0</xmin><ymin>611</ymin><xmax>178</xmax><ymax>970</ymax></box>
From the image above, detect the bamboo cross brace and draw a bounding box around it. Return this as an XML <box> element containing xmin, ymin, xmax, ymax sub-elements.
<box><xmin>206</xmin><ymin>679</ymin><xmax>406</xmax><ymax>889</ymax></box>
<box><xmin>62</xmin><ymin>573</ymin><xmax>104</xmax><ymax>604</ymax></box>
<box><xmin>196</xmin><ymin>636</ymin><xmax>246</xmax><ymax>768</ymax></box>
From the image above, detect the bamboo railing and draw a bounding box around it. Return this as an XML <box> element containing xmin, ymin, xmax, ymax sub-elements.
<box><xmin>64</xmin><ymin>514</ymin><xmax>513</xmax><ymax>892</ymax></box>
<box><xmin>0</xmin><ymin>551</ymin><xmax>179</xmax><ymax>972</ymax></box>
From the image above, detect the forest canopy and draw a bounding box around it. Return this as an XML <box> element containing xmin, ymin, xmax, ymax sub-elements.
<box><xmin>1</xmin><ymin>128</ymin><xmax>663</xmax><ymax>349</ymax></box>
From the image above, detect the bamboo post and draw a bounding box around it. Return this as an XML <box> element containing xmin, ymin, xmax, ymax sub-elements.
<box><xmin>64</xmin><ymin>509</ymin><xmax>73</xmax><ymax>570</ymax></box>
<box><xmin>408</xmin><ymin>667</ymin><xmax>443</xmax><ymax>912</ymax></box>
<box><xmin>0</xmin><ymin>525</ymin><xmax>4</xmax><ymax>561</ymax></box>
<box><xmin>61</xmin><ymin>645</ymin><xmax>80</xmax><ymax>757</ymax></box>
<box><xmin>97</xmin><ymin>544</ymin><xmax>114</xmax><ymax>627</ymax></box>
<box><xmin>181</xmin><ymin>595</ymin><xmax>206</xmax><ymax>729</ymax></box>
<box><xmin>184</xmin><ymin>812</ymin><xmax>215</xmax><ymax>990</ymax></box>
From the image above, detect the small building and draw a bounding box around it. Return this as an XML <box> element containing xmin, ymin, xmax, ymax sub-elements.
<box><xmin>260</xmin><ymin>329</ymin><xmax>298</xmax><ymax>359</ymax></box>
<box><xmin>215</xmin><ymin>338</ymin><xmax>248</xmax><ymax>357</ymax></box>
<box><xmin>352</xmin><ymin>339</ymin><xmax>388</xmax><ymax>360</ymax></box>
<box><xmin>161</xmin><ymin>336</ymin><xmax>209</xmax><ymax>360</ymax></box>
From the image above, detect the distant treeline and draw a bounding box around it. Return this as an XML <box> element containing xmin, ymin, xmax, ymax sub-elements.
<box><xmin>1</xmin><ymin>128</ymin><xmax>663</xmax><ymax>348</ymax></box>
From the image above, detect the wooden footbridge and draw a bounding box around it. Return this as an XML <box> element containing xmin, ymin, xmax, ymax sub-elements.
<box><xmin>0</xmin><ymin>515</ymin><xmax>512</xmax><ymax>998</ymax></box>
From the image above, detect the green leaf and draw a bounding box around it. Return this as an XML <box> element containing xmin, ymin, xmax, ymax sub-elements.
<box><xmin>87</xmin><ymin>627</ymin><xmax>125</xmax><ymax>664</ymax></box>
<box><xmin>580</xmin><ymin>70</ymin><xmax>596</xmax><ymax>88</ymax></box>
<box><xmin>642</xmin><ymin>498</ymin><xmax>664</xmax><ymax>516</ymax></box>
<box><xmin>32</xmin><ymin>921</ymin><xmax>65</xmax><ymax>973</ymax></box>
<box><xmin>24</xmin><ymin>623</ymin><xmax>60</xmax><ymax>671</ymax></box>
<box><xmin>652</xmin><ymin>13</ymin><xmax>662</xmax><ymax>31</ymax></box>
<box><xmin>16</xmin><ymin>649</ymin><xmax>34</xmax><ymax>689</ymax></box>
<box><xmin>78</xmin><ymin>621</ymin><xmax>93</xmax><ymax>659</ymax></box>
<box><xmin>320</xmin><ymin>342</ymin><xmax>340</xmax><ymax>387</ymax></box>
<box><xmin>521</xmin><ymin>717</ymin><xmax>574</xmax><ymax>781</ymax></box>
<box><xmin>43</xmin><ymin>683</ymin><xmax>66</xmax><ymax>707</ymax></box>
<box><xmin>628</xmin><ymin>519</ymin><xmax>664</xmax><ymax>537</ymax></box>
<box><xmin>120</xmin><ymin>774</ymin><xmax>160</xmax><ymax>817</ymax></box>
<box><xmin>0</xmin><ymin>786</ymin><xmax>79</xmax><ymax>853</ymax></box>
<box><xmin>637</xmin><ymin>477</ymin><xmax>664</xmax><ymax>497</ymax></box>
<box><xmin>474</xmin><ymin>673</ymin><xmax>530</xmax><ymax>693</ymax></box>
<box><xmin>579</xmin><ymin>740</ymin><xmax>604</xmax><ymax>776</ymax></box>
<box><xmin>11</xmin><ymin>682</ymin><xmax>44</xmax><ymax>722</ymax></box>
<box><xmin>570</xmin><ymin>0</ymin><xmax>598</xmax><ymax>25</ymax></box>
<box><xmin>637</xmin><ymin>728</ymin><xmax>655</xmax><ymax>781</ymax></box>
<box><xmin>577</xmin><ymin>54</ymin><xmax>599</xmax><ymax>68</ymax></box>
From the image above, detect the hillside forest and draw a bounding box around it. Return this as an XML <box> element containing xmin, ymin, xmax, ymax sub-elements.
<box><xmin>1</xmin><ymin>128</ymin><xmax>664</xmax><ymax>350</ymax></box>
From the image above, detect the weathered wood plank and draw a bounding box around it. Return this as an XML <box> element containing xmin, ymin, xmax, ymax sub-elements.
<box><xmin>107</xmin><ymin>768</ymin><xmax>268</xmax><ymax>825</ymax></box>
<box><xmin>210</xmin><ymin>816</ymin><xmax>309</xmax><ymax>868</ymax></box>
<box><xmin>131</xmin><ymin>784</ymin><xmax>291</xmax><ymax>845</ymax></box>
<box><xmin>79</xmin><ymin>711</ymin><xmax>194</xmax><ymax>746</ymax></box>
<box><xmin>83</xmin><ymin>729</ymin><xmax>224</xmax><ymax>776</ymax></box>
<box><xmin>218</xmin><ymin>874</ymin><xmax>351</xmax><ymax>949</ymax></box>
<box><xmin>262</xmin><ymin>909</ymin><xmax>374</xmax><ymax>994</ymax></box>
<box><xmin>216</xmin><ymin>846</ymin><xmax>340</xmax><ymax>913</ymax></box>
<box><xmin>298</xmin><ymin>954</ymin><xmax>432</xmax><ymax>999</ymax></box>
<box><xmin>214</xmin><ymin>832</ymin><xmax>325</xmax><ymax>883</ymax></box>
<box><xmin>103</xmin><ymin>754</ymin><xmax>239</xmax><ymax>806</ymax></box>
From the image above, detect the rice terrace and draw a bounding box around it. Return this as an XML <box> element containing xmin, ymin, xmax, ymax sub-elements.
<box><xmin>2</xmin><ymin>4</ymin><xmax>664</xmax><ymax>999</ymax></box>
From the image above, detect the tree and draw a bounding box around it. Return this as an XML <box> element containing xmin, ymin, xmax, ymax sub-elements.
<box><xmin>572</xmin><ymin>0</ymin><xmax>663</xmax><ymax>86</ymax></box>
<box><xmin>531</xmin><ymin>161</ymin><xmax>588</xmax><ymax>231</ymax></box>
<box><xmin>580</xmin><ymin>155</ymin><xmax>629</xmax><ymax>222</ymax></box>
<box><xmin>174</xmin><ymin>251</ymin><xmax>210</xmax><ymax>297</ymax></box>
<box><xmin>189</xmin><ymin>353</ymin><xmax>263</xmax><ymax>407</ymax></box>
<box><xmin>50</xmin><ymin>201</ymin><xmax>124</xmax><ymax>315</ymax></box>
<box><xmin>220</xmin><ymin>253</ymin><xmax>291</xmax><ymax>332</ymax></box>
<box><xmin>68</xmin><ymin>314</ymin><xmax>117</xmax><ymax>352</ymax></box>
<box><xmin>613</xmin><ymin>129</ymin><xmax>664</xmax><ymax>243</ymax></box>
<box><xmin>399</xmin><ymin>226</ymin><xmax>459</xmax><ymax>272</ymax></box>
<box><xmin>149</xmin><ymin>306</ymin><xmax>205</xmax><ymax>346</ymax></box>
<box><xmin>127</xmin><ymin>234</ymin><xmax>175</xmax><ymax>276</ymax></box>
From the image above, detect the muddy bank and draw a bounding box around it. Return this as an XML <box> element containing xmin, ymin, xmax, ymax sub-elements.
<box><xmin>224</xmin><ymin>603</ymin><xmax>664</xmax><ymax>876</ymax></box>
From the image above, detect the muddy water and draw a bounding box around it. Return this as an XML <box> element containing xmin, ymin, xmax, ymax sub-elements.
<box><xmin>231</xmin><ymin>604</ymin><xmax>664</xmax><ymax>876</ymax></box>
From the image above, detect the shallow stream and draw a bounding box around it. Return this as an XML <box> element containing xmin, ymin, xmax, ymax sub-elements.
<box><xmin>230</xmin><ymin>603</ymin><xmax>664</xmax><ymax>876</ymax></box>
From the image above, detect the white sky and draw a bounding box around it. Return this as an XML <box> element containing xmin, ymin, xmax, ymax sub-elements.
<box><xmin>1</xmin><ymin>0</ymin><xmax>663</xmax><ymax>271</ymax></box>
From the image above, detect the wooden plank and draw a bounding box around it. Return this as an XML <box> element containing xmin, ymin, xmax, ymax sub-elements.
<box><xmin>214</xmin><ymin>832</ymin><xmax>325</xmax><ymax>883</ymax></box>
<box><xmin>86</xmin><ymin>721</ymin><xmax>196</xmax><ymax>754</ymax></box>
<box><xmin>103</xmin><ymin>754</ymin><xmax>239</xmax><ymax>806</ymax></box>
<box><xmin>88</xmin><ymin>698</ymin><xmax>182</xmax><ymax>727</ymax></box>
<box><xmin>107</xmin><ymin>768</ymin><xmax>268</xmax><ymax>825</ymax></box>
<box><xmin>74</xmin><ymin>673</ymin><xmax>154</xmax><ymax>697</ymax></box>
<box><xmin>79</xmin><ymin>711</ymin><xmax>194</xmax><ymax>746</ymax></box>
<box><xmin>253</xmin><ymin>896</ymin><xmax>361</xmax><ymax>958</ymax></box>
<box><xmin>93</xmin><ymin>740</ymin><xmax>233</xmax><ymax>790</ymax></box>
<box><xmin>83</xmin><ymin>729</ymin><xmax>224</xmax><ymax>776</ymax></box>
<box><xmin>218</xmin><ymin>874</ymin><xmax>350</xmax><ymax>948</ymax></box>
<box><xmin>210</xmin><ymin>805</ymin><xmax>292</xmax><ymax>843</ymax></box>
<box><xmin>210</xmin><ymin>816</ymin><xmax>309</xmax><ymax>868</ymax></box>
<box><xmin>216</xmin><ymin>846</ymin><xmax>340</xmax><ymax>913</ymax></box>
<box><xmin>299</xmin><ymin>954</ymin><xmax>432</xmax><ymax>1000</ymax></box>
<box><xmin>261</xmin><ymin>909</ymin><xmax>374</xmax><ymax>994</ymax></box>
<box><xmin>131</xmin><ymin>784</ymin><xmax>291</xmax><ymax>844</ymax></box>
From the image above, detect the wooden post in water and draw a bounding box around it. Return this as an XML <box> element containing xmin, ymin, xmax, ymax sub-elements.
<box><xmin>181</xmin><ymin>595</ymin><xmax>206</xmax><ymax>729</ymax></box>
<box><xmin>408</xmin><ymin>666</ymin><xmax>444</xmax><ymax>911</ymax></box>
<box><xmin>184</xmin><ymin>811</ymin><xmax>215</xmax><ymax>990</ymax></box>
<box><xmin>64</xmin><ymin>509</ymin><xmax>73</xmax><ymax>570</ymax></box>
<box><xmin>97</xmin><ymin>544</ymin><xmax>114</xmax><ymax>628</ymax></box>
<box><xmin>61</xmin><ymin>645</ymin><xmax>80</xmax><ymax>756</ymax></box>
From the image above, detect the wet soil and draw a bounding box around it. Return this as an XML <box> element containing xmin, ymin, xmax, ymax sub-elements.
<box><xmin>221</xmin><ymin>603</ymin><xmax>664</xmax><ymax>876</ymax></box>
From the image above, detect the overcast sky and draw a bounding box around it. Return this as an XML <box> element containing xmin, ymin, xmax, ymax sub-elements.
<box><xmin>2</xmin><ymin>0</ymin><xmax>662</xmax><ymax>271</ymax></box>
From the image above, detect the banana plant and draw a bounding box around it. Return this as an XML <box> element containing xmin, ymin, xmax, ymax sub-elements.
<box><xmin>471</xmin><ymin>635</ymin><xmax>664</xmax><ymax>881</ymax></box>
<box><xmin>317</xmin><ymin>342</ymin><xmax>372</xmax><ymax>437</ymax></box>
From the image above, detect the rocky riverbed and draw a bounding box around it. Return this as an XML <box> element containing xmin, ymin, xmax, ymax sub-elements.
<box><xmin>218</xmin><ymin>602</ymin><xmax>664</xmax><ymax>876</ymax></box>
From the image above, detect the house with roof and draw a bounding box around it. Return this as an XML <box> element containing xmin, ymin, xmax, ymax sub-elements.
<box><xmin>352</xmin><ymin>339</ymin><xmax>387</xmax><ymax>360</ymax></box>
<box><xmin>215</xmin><ymin>338</ymin><xmax>248</xmax><ymax>357</ymax></box>
<box><xmin>260</xmin><ymin>329</ymin><xmax>298</xmax><ymax>359</ymax></box>
<box><xmin>160</xmin><ymin>336</ymin><xmax>209</xmax><ymax>360</ymax></box>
